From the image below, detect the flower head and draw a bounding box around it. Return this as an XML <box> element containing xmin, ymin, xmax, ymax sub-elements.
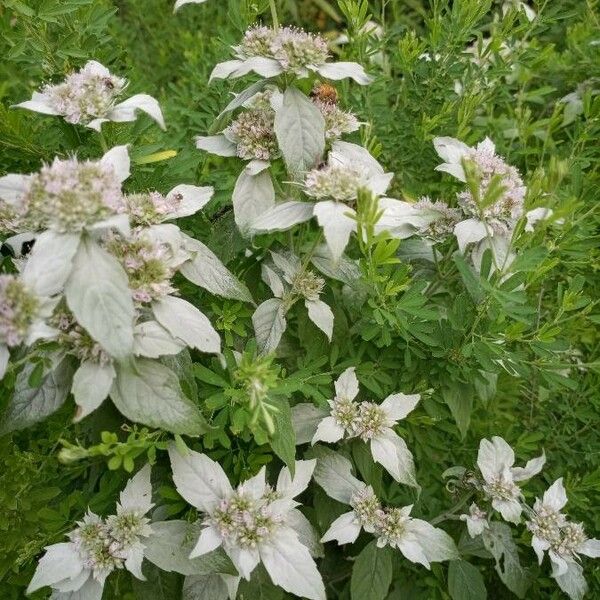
<box><xmin>14</xmin><ymin>61</ymin><xmax>165</xmax><ymax>131</ymax></box>
<box><xmin>52</xmin><ymin>311</ymin><xmax>111</xmax><ymax>365</ymax></box>
<box><xmin>42</xmin><ymin>61</ymin><xmax>126</xmax><ymax>125</ymax></box>
<box><xmin>311</xmin><ymin>367</ymin><xmax>420</xmax><ymax>487</ymax></box>
<box><xmin>413</xmin><ymin>197</ymin><xmax>462</xmax><ymax>242</ymax></box>
<box><xmin>28</xmin><ymin>466</ymin><xmax>154</xmax><ymax>596</ymax></box>
<box><xmin>224</xmin><ymin>106</ymin><xmax>278</xmax><ymax>161</ymax></box>
<box><xmin>476</xmin><ymin>436</ymin><xmax>545</xmax><ymax>524</ymax></box>
<box><xmin>169</xmin><ymin>447</ymin><xmax>325</xmax><ymax>600</ymax></box>
<box><xmin>237</xmin><ymin>25</ymin><xmax>329</xmax><ymax>73</ymax></box>
<box><xmin>305</xmin><ymin>164</ymin><xmax>365</xmax><ymax>204</ymax></box>
<box><xmin>106</xmin><ymin>229</ymin><xmax>177</xmax><ymax>304</ymax></box>
<box><xmin>23</xmin><ymin>157</ymin><xmax>125</xmax><ymax>233</ymax></box>
<box><xmin>460</xmin><ymin>503</ymin><xmax>489</xmax><ymax>538</ymax></box>
<box><xmin>0</xmin><ymin>275</ymin><xmax>41</xmax><ymax>347</ymax></box>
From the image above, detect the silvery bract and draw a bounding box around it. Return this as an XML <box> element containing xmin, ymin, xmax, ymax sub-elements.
<box><xmin>314</xmin><ymin>449</ymin><xmax>458</xmax><ymax>567</ymax></box>
<box><xmin>14</xmin><ymin>60</ymin><xmax>165</xmax><ymax>131</ymax></box>
<box><xmin>252</xmin><ymin>250</ymin><xmax>334</xmax><ymax>354</ymax></box>
<box><xmin>168</xmin><ymin>446</ymin><xmax>326</xmax><ymax>600</ymax></box>
<box><xmin>28</xmin><ymin>465</ymin><xmax>154</xmax><ymax>599</ymax></box>
<box><xmin>174</xmin><ymin>0</ymin><xmax>208</xmax><ymax>12</ymax></box>
<box><xmin>476</xmin><ymin>436</ymin><xmax>545</xmax><ymax>523</ymax></box>
<box><xmin>460</xmin><ymin>503</ymin><xmax>489</xmax><ymax>538</ymax></box>
<box><xmin>293</xmin><ymin>367</ymin><xmax>420</xmax><ymax>487</ymax></box>
<box><xmin>210</xmin><ymin>25</ymin><xmax>372</xmax><ymax>85</ymax></box>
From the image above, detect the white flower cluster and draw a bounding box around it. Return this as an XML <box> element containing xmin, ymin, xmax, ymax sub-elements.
<box><xmin>294</xmin><ymin>367</ymin><xmax>421</xmax><ymax>487</ymax></box>
<box><xmin>0</xmin><ymin>274</ymin><xmax>56</xmax><ymax>377</ymax></box>
<box><xmin>456</xmin><ymin>437</ymin><xmax>600</xmax><ymax>600</ymax></box>
<box><xmin>14</xmin><ymin>60</ymin><xmax>165</xmax><ymax>131</ymax></box>
<box><xmin>315</xmin><ymin>449</ymin><xmax>458</xmax><ymax>567</ymax></box>
<box><xmin>28</xmin><ymin>466</ymin><xmax>154</xmax><ymax>598</ymax></box>
<box><xmin>254</xmin><ymin>250</ymin><xmax>334</xmax><ymax>353</ymax></box>
<box><xmin>426</xmin><ymin>136</ymin><xmax>554</xmax><ymax>271</ymax></box>
<box><xmin>169</xmin><ymin>447</ymin><xmax>326</xmax><ymax>600</ymax></box>
<box><xmin>0</xmin><ymin>146</ymin><xmax>252</xmax><ymax>431</ymax></box>
<box><xmin>197</xmin><ymin>86</ymin><xmax>359</xmax><ymax>165</ymax></box>
<box><xmin>210</xmin><ymin>25</ymin><xmax>372</xmax><ymax>84</ymax></box>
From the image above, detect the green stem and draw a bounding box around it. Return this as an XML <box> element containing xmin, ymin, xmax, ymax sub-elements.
<box><xmin>269</xmin><ymin>0</ymin><xmax>279</xmax><ymax>31</ymax></box>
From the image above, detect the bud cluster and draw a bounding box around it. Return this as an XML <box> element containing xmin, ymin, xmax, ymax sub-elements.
<box><xmin>68</xmin><ymin>509</ymin><xmax>151</xmax><ymax>581</ymax></box>
<box><xmin>225</xmin><ymin>105</ymin><xmax>279</xmax><ymax>161</ymax></box>
<box><xmin>0</xmin><ymin>275</ymin><xmax>40</xmax><ymax>347</ymax></box>
<box><xmin>330</xmin><ymin>396</ymin><xmax>389</xmax><ymax>440</ymax></box>
<box><xmin>23</xmin><ymin>157</ymin><xmax>124</xmax><ymax>232</ymax></box>
<box><xmin>237</xmin><ymin>25</ymin><xmax>330</xmax><ymax>72</ymax></box>
<box><xmin>304</xmin><ymin>164</ymin><xmax>365</xmax><ymax>204</ymax></box>
<box><xmin>459</xmin><ymin>142</ymin><xmax>526</xmax><ymax>226</ymax></box>
<box><xmin>105</xmin><ymin>229</ymin><xmax>176</xmax><ymax>304</ymax></box>
<box><xmin>125</xmin><ymin>191</ymin><xmax>182</xmax><ymax>226</ymax></box>
<box><xmin>313</xmin><ymin>98</ymin><xmax>360</xmax><ymax>140</ymax></box>
<box><xmin>42</xmin><ymin>62</ymin><xmax>126</xmax><ymax>125</ymax></box>
<box><xmin>52</xmin><ymin>311</ymin><xmax>111</xmax><ymax>365</ymax></box>
<box><xmin>414</xmin><ymin>196</ymin><xmax>462</xmax><ymax>241</ymax></box>
<box><xmin>209</xmin><ymin>490</ymin><xmax>282</xmax><ymax>549</ymax></box>
<box><xmin>291</xmin><ymin>270</ymin><xmax>324</xmax><ymax>301</ymax></box>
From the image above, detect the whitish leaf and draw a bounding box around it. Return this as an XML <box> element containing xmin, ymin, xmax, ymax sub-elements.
<box><xmin>65</xmin><ymin>236</ymin><xmax>134</xmax><ymax>359</ymax></box>
<box><xmin>313</xmin><ymin>200</ymin><xmax>356</xmax><ymax>263</ymax></box>
<box><xmin>109</xmin><ymin>94</ymin><xmax>166</xmax><ymax>130</ymax></box>
<box><xmin>316</xmin><ymin>62</ymin><xmax>373</xmax><ymax>85</ymax></box>
<box><xmin>482</xmin><ymin>522</ymin><xmax>531</xmax><ymax>598</ymax></box>
<box><xmin>133</xmin><ymin>321</ymin><xmax>185</xmax><ymax>358</ymax></box>
<box><xmin>274</xmin><ymin>87</ymin><xmax>325</xmax><ymax>179</ymax></box>
<box><xmin>110</xmin><ymin>359</ymin><xmax>208</xmax><ymax>435</ymax></box>
<box><xmin>313</xmin><ymin>446</ymin><xmax>364</xmax><ymax>504</ymax></box>
<box><xmin>153</xmin><ymin>296</ymin><xmax>220</xmax><ymax>354</ymax></box>
<box><xmin>195</xmin><ymin>134</ymin><xmax>237</xmax><ymax>157</ymax></box>
<box><xmin>350</xmin><ymin>541</ymin><xmax>393</xmax><ymax>600</ymax></box>
<box><xmin>145</xmin><ymin>521</ymin><xmax>236</xmax><ymax>576</ymax></box>
<box><xmin>180</xmin><ymin>240</ymin><xmax>253</xmax><ymax>303</ymax></box>
<box><xmin>305</xmin><ymin>299</ymin><xmax>334</xmax><ymax>340</ymax></box>
<box><xmin>232</xmin><ymin>166</ymin><xmax>275</xmax><ymax>235</ymax></box>
<box><xmin>259</xmin><ymin>527</ymin><xmax>325</xmax><ymax>600</ymax></box>
<box><xmin>252</xmin><ymin>298</ymin><xmax>286</xmax><ymax>355</ymax></box>
<box><xmin>250</xmin><ymin>201</ymin><xmax>314</xmax><ymax>233</ymax></box>
<box><xmin>448</xmin><ymin>560</ymin><xmax>487</xmax><ymax>600</ymax></box>
<box><xmin>217</xmin><ymin>80</ymin><xmax>267</xmax><ymax>119</ymax></box>
<box><xmin>72</xmin><ymin>360</ymin><xmax>115</xmax><ymax>421</ymax></box>
<box><xmin>0</xmin><ymin>358</ymin><xmax>74</xmax><ymax>434</ymax></box>
<box><xmin>291</xmin><ymin>403</ymin><xmax>329</xmax><ymax>444</ymax></box>
<box><xmin>21</xmin><ymin>231</ymin><xmax>80</xmax><ymax>296</ymax></box>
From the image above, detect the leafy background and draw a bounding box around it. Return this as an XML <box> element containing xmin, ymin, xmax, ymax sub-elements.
<box><xmin>0</xmin><ymin>0</ymin><xmax>599</xmax><ymax>598</ymax></box>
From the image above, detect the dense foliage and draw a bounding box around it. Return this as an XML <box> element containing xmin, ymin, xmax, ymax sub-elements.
<box><xmin>0</xmin><ymin>1</ymin><xmax>599</xmax><ymax>599</ymax></box>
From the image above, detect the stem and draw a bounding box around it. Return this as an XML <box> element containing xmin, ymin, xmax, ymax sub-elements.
<box><xmin>98</xmin><ymin>130</ymin><xmax>109</xmax><ymax>153</ymax></box>
<box><xmin>269</xmin><ymin>0</ymin><xmax>279</xmax><ymax>31</ymax></box>
<box><xmin>430</xmin><ymin>493</ymin><xmax>472</xmax><ymax>525</ymax></box>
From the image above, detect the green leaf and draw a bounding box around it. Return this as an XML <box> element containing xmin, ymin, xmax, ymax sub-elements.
<box><xmin>442</xmin><ymin>382</ymin><xmax>473</xmax><ymax>438</ymax></box>
<box><xmin>0</xmin><ymin>358</ymin><xmax>74</xmax><ymax>435</ymax></box>
<box><xmin>350</xmin><ymin>541</ymin><xmax>393</xmax><ymax>600</ymax></box>
<box><xmin>132</xmin><ymin>563</ymin><xmax>181</xmax><ymax>600</ymax></box>
<box><xmin>269</xmin><ymin>397</ymin><xmax>296</xmax><ymax>473</ymax></box>
<box><xmin>448</xmin><ymin>560</ymin><xmax>487</xmax><ymax>600</ymax></box>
